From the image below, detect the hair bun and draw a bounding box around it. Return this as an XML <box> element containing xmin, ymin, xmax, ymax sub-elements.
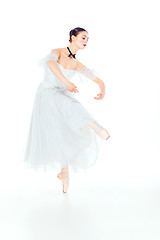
<box><xmin>69</xmin><ymin>27</ymin><xmax>87</xmax><ymax>43</ymax></box>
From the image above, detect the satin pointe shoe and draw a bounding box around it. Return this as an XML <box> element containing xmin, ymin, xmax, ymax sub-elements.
<box><xmin>57</xmin><ymin>171</ymin><xmax>69</xmax><ymax>193</ymax></box>
<box><xmin>98</xmin><ymin>128</ymin><xmax>110</xmax><ymax>140</ymax></box>
<box><xmin>89</xmin><ymin>121</ymin><xmax>110</xmax><ymax>140</ymax></box>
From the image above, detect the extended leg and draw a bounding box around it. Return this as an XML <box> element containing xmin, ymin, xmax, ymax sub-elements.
<box><xmin>88</xmin><ymin>121</ymin><xmax>110</xmax><ymax>140</ymax></box>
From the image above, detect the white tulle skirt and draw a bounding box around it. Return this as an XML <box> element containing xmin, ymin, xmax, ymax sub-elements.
<box><xmin>21</xmin><ymin>82</ymin><xmax>103</xmax><ymax>173</ymax></box>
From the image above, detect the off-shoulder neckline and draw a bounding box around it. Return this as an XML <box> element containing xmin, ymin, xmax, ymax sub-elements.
<box><xmin>56</xmin><ymin>62</ymin><xmax>76</xmax><ymax>71</ymax></box>
<box><xmin>49</xmin><ymin>53</ymin><xmax>84</xmax><ymax>71</ymax></box>
<box><xmin>49</xmin><ymin>53</ymin><xmax>76</xmax><ymax>71</ymax></box>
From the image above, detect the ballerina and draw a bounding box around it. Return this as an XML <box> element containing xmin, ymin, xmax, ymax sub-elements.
<box><xmin>22</xmin><ymin>27</ymin><xmax>110</xmax><ymax>194</ymax></box>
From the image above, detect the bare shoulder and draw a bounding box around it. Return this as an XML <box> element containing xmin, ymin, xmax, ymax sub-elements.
<box><xmin>50</xmin><ymin>48</ymin><xmax>61</xmax><ymax>59</ymax></box>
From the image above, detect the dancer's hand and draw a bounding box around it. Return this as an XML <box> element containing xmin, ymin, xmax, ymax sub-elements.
<box><xmin>65</xmin><ymin>81</ymin><xmax>79</xmax><ymax>93</ymax></box>
<box><xmin>94</xmin><ymin>90</ymin><xmax>105</xmax><ymax>100</ymax></box>
<box><xmin>94</xmin><ymin>81</ymin><xmax>105</xmax><ymax>100</ymax></box>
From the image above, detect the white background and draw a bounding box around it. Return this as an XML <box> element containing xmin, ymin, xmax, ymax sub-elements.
<box><xmin>0</xmin><ymin>0</ymin><xmax>160</xmax><ymax>239</ymax></box>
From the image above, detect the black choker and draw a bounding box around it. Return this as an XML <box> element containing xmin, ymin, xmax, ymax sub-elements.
<box><xmin>67</xmin><ymin>47</ymin><xmax>76</xmax><ymax>59</ymax></box>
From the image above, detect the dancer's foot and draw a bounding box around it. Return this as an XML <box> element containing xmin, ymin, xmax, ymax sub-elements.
<box><xmin>57</xmin><ymin>171</ymin><xmax>69</xmax><ymax>193</ymax></box>
<box><xmin>98</xmin><ymin>128</ymin><xmax>110</xmax><ymax>140</ymax></box>
<box><xmin>89</xmin><ymin>121</ymin><xmax>110</xmax><ymax>140</ymax></box>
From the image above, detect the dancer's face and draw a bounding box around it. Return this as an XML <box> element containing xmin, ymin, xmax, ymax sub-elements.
<box><xmin>72</xmin><ymin>31</ymin><xmax>89</xmax><ymax>49</ymax></box>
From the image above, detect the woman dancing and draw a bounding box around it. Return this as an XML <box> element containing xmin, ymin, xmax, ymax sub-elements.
<box><xmin>22</xmin><ymin>27</ymin><xmax>110</xmax><ymax>194</ymax></box>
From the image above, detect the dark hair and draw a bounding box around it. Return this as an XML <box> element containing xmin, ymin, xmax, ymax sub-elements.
<box><xmin>69</xmin><ymin>27</ymin><xmax>88</xmax><ymax>43</ymax></box>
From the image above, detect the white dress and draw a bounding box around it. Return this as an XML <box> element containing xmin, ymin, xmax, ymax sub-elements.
<box><xmin>21</xmin><ymin>53</ymin><xmax>105</xmax><ymax>173</ymax></box>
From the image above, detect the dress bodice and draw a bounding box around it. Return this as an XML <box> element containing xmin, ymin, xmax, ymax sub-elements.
<box><xmin>43</xmin><ymin>62</ymin><xmax>77</xmax><ymax>90</ymax></box>
<box><xmin>38</xmin><ymin>54</ymin><xmax>81</xmax><ymax>91</ymax></box>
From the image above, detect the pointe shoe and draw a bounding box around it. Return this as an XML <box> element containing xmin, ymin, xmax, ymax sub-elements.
<box><xmin>89</xmin><ymin>121</ymin><xmax>110</xmax><ymax>140</ymax></box>
<box><xmin>98</xmin><ymin>128</ymin><xmax>110</xmax><ymax>140</ymax></box>
<box><xmin>57</xmin><ymin>171</ymin><xmax>69</xmax><ymax>193</ymax></box>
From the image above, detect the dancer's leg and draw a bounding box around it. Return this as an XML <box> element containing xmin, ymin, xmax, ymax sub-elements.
<box><xmin>88</xmin><ymin>121</ymin><xmax>110</xmax><ymax>140</ymax></box>
<box><xmin>61</xmin><ymin>166</ymin><xmax>69</xmax><ymax>173</ymax></box>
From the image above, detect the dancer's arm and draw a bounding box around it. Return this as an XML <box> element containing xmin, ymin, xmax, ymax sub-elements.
<box><xmin>48</xmin><ymin>49</ymin><xmax>69</xmax><ymax>86</ymax></box>
<box><xmin>76</xmin><ymin>61</ymin><xmax>105</xmax><ymax>99</ymax></box>
<box><xmin>47</xmin><ymin>49</ymin><xmax>79</xmax><ymax>93</ymax></box>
